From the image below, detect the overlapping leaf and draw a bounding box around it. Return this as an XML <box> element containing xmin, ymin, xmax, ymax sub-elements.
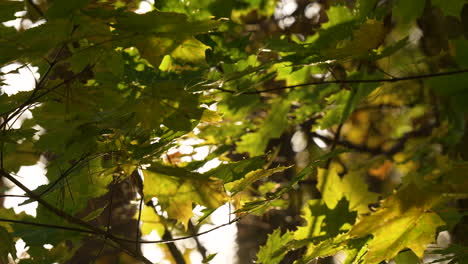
<box><xmin>142</xmin><ymin>166</ymin><xmax>228</xmax><ymax>228</ymax></box>
<box><xmin>349</xmin><ymin>185</ymin><xmax>445</xmax><ymax>263</ymax></box>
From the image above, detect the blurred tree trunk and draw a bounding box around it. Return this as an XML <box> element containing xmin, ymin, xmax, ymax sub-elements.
<box><xmin>66</xmin><ymin>180</ymin><xmax>140</xmax><ymax>264</ymax></box>
<box><xmin>236</xmin><ymin>133</ymin><xmax>305</xmax><ymax>263</ymax></box>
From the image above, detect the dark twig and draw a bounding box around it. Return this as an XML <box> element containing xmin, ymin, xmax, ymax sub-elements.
<box><xmin>163</xmin><ymin>227</ymin><xmax>186</xmax><ymax>264</ymax></box>
<box><xmin>0</xmin><ymin>194</ymin><xmax>29</xmax><ymax>198</ymax></box>
<box><xmin>188</xmin><ymin>220</ymin><xmax>207</xmax><ymax>259</ymax></box>
<box><xmin>93</xmin><ymin>185</ymin><xmax>115</xmax><ymax>263</ymax></box>
<box><xmin>26</xmin><ymin>0</ymin><xmax>45</xmax><ymax>18</ymax></box>
<box><xmin>136</xmin><ymin>195</ymin><xmax>144</xmax><ymax>253</ymax></box>
<box><xmin>0</xmin><ymin>64</ymin><xmax>90</xmax><ymax>129</ymax></box>
<box><xmin>326</xmin><ymin>123</ymin><xmax>343</xmax><ymax>168</ymax></box>
<box><xmin>311</xmin><ymin>122</ymin><xmax>438</xmax><ymax>157</ymax></box>
<box><xmin>215</xmin><ymin>69</ymin><xmax>468</xmax><ymax>95</ymax></box>
<box><xmin>114</xmin><ymin>218</ymin><xmax>241</xmax><ymax>244</ymax></box>
<box><xmin>36</xmin><ymin>154</ymin><xmax>90</xmax><ymax>199</ymax></box>
<box><xmin>0</xmin><ymin>169</ymin><xmax>153</xmax><ymax>264</ymax></box>
<box><xmin>0</xmin><ymin>217</ymin><xmax>95</xmax><ymax>234</ymax></box>
<box><xmin>146</xmin><ymin>199</ymin><xmax>185</xmax><ymax>264</ymax></box>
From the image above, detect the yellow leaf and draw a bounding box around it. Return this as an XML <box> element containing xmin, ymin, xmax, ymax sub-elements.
<box><xmin>135</xmin><ymin>36</ymin><xmax>179</xmax><ymax>68</ymax></box>
<box><xmin>226</xmin><ymin>166</ymin><xmax>291</xmax><ymax>194</ymax></box>
<box><xmin>142</xmin><ymin>169</ymin><xmax>228</xmax><ymax>229</ymax></box>
<box><xmin>139</xmin><ymin>206</ymin><xmax>165</xmax><ymax>236</ymax></box>
<box><xmin>171</xmin><ymin>37</ymin><xmax>209</xmax><ymax>63</ymax></box>
<box><xmin>349</xmin><ymin>184</ymin><xmax>444</xmax><ymax>263</ymax></box>
<box><xmin>323</xmin><ymin>19</ymin><xmax>385</xmax><ymax>59</ymax></box>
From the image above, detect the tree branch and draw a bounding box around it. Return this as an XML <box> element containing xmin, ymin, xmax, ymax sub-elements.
<box><xmin>113</xmin><ymin>218</ymin><xmax>241</xmax><ymax>244</ymax></box>
<box><xmin>0</xmin><ymin>217</ymin><xmax>96</xmax><ymax>234</ymax></box>
<box><xmin>216</xmin><ymin>68</ymin><xmax>468</xmax><ymax>95</ymax></box>
<box><xmin>310</xmin><ymin>122</ymin><xmax>438</xmax><ymax>157</ymax></box>
<box><xmin>162</xmin><ymin>227</ymin><xmax>187</xmax><ymax>264</ymax></box>
<box><xmin>188</xmin><ymin>220</ymin><xmax>207</xmax><ymax>259</ymax></box>
<box><xmin>0</xmin><ymin>169</ymin><xmax>153</xmax><ymax>264</ymax></box>
<box><xmin>26</xmin><ymin>0</ymin><xmax>45</xmax><ymax>18</ymax></box>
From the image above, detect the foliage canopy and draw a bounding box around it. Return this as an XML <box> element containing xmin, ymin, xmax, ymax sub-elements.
<box><xmin>1</xmin><ymin>0</ymin><xmax>468</xmax><ymax>263</ymax></box>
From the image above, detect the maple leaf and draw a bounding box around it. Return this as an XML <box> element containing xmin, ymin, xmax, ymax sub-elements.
<box><xmin>349</xmin><ymin>184</ymin><xmax>445</xmax><ymax>263</ymax></box>
<box><xmin>317</xmin><ymin>168</ymin><xmax>379</xmax><ymax>214</ymax></box>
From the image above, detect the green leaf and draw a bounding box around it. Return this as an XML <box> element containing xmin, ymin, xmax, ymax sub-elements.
<box><xmin>0</xmin><ymin>19</ymin><xmax>72</xmax><ymax>65</ymax></box>
<box><xmin>393</xmin><ymin>0</ymin><xmax>425</xmax><ymax>24</ymax></box>
<box><xmin>225</xmin><ymin>166</ymin><xmax>290</xmax><ymax>194</ymax></box>
<box><xmin>0</xmin><ymin>91</ymin><xmax>33</xmax><ymax>115</ymax></box>
<box><xmin>46</xmin><ymin>0</ymin><xmax>90</xmax><ymax>18</ymax></box>
<box><xmin>433</xmin><ymin>0</ymin><xmax>466</xmax><ymax>17</ymax></box>
<box><xmin>204</xmin><ymin>156</ymin><xmax>265</xmax><ymax>182</ymax></box>
<box><xmin>316</xmin><ymin>167</ymin><xmax>379</xmax><ymax>214</ymax></box>
<box><xmin>0</xmin><ymin>226</ymin><xmax>16</xmax><ymax>263</ymax></box>
<box><xmin>171</xmin><ymin>37</ymin><xmax>209</xmax><ymax>63</ymax></box>
<box><xmin>341</xmin><ymin>171</ymin><xmax>380</xmax><ymax>214</ymax></box>
<box><xmin>142</xmin><ymin>167</ymin><xmax>228</xmax><ymax>228</ymax></box>
<box><xmin>316</xmin><ymin>168</ymin><xmax>344</xmax><ymax>209</ymax></box>
<box><xmin>81</xmin><ymin>205</ymin><xmax>107</xmax><ymax>222</ymax></box>
<box><xmin>323</xmin><ymin>5</ymin><xmax>354</xmax><ymax>28</ymax></box>
<box><xmin>3</xmin><ymin>141</ymin><xmax>40</xmax><ymax>173</ymax></box>
<box><xmin>315</xmin><ymin>72</ymin><xmax>382</xmax><ymax>129</ymax></box>
<box><xmin>257</xmin><ymin>229</ymin><xmax>294</xmax><ymax>264</ymax></box>
<box><xmin>343</xmin><ymin>237</ymin><xmax>371</xmax><ymax>264</ymax></box>
<box><xmin>135</xmin><ymin>36</ymin><xmax>180</xmax><ymax>68</ymax></box>
<box><xmin>114</xmin><ymin>10</ymin><xmax>219</xmax><ymax>35</ymax></box>
<box><xmin>349</xmin><ymin>184</ymin><xmax>445</xmax><ymax>263</ymax></box>
<box><xmin>236</xmin><ymin>99</ymin><xmax>290</xmax><ymax>156</ymax></box>
<box><xmin>394</xmin><ymin>250</ymin><xmax>422</xmax><ymax>264</ymax></box>
<box><xmin>454</xmin><ymin>38</ymin><xmax>468</xmax><ymax>68</ymax></box>
<box><xmin>0</xmin><ymin>0</ymin><xmax>24</xmax><ymax>22</ymax></box>
<box><xmin>322</xmin><ymin>20</ymin><xmax>385</xmax><ymax>60</ymax></box>
<box><xmin>139</xmin><ymin>205</ymin><xmax>165</xmax><ymax>236</ymax></box>
<box><xmin>0</xmin><ymin>128</ymin><xmax>37</xmax><ymax>143</ymax></box>
<box><xmin>202</xmin><ymin>253</ymin><xmax>218</xmax><ymax>263</ymax></box>
<box><xmin>294</xmin><ymin>199</ymin><xmax>356</xmax><ymax>240</ymax></box>
<box><xmin>13</xmin><ymin>206</ymin><xmax>83</xmax><ymax>248</ymax></box>
<box><xmin>297</xmin><ymin>234</ymin><xmax>349</xmax><ymax>264</ymax></box>
<box><xmin>357</xmin><ymin>0</ymin><xmax>378</xmax><ymax>19</ymax></box>
<box><xmin>25</xmin><ymin>159</ymin><xmax>113</xmax><ymax>215</ymax></box>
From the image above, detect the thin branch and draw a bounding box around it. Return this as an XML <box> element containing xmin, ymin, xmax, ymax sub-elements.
<box><xmin>216</xmin><ymin>68</ymin><xmax>468</xmax><ymax>95</ymax></box>
<box><xmin>146</xmin><ymin>199</ymin><xmax>185</xmax><ymax>263</ymax></box>
<box><xmin>114</xmin><ymin>218</ymin><xmax>241</xmax><ymax>244</ymax></box>
<box><xmin>0</xmin><ymin>169</ymin><xmax>153</xmax><ymax>264</ymax></box>
<box><xmin>162</xmin><ymin>227</ymin><xmax>186</xmax><ymax>264</ymax></box>
<box><xmin>326</xmin><ymin>123</ymin><xmax>343</xmax><ymax>168</ymax></box>
<box><xmin>36</xmin><ymin>153</ymin><xmax>90</xmax><ymax>199</ymax></box>
<box><xmin>188</xmin><ymin>220</ymin><xmax>207</xmax><ymax>259</ymax></box>
<box><xmin>311</xmin><ymin>121</ymin><xmax>438</xmax><ymax>156</ymax></box>
<box><xmin>136</xmin><ymin>196</ymin><xmax>144</xmax><ymax>253</ymax></box>
<box><xmin>0</xmin><ymin>194</ymin><xmax>29</xmax><ymax>198</ymax></box>
<box><xmin>0</xmin><ymin>63</ymin><xmax>88</xmax><ymax>129</ymax></box>
<box><xmin>0</xmin><ymin>217</ymin><xmax>96</xmax><ymax>234</ymax></box>
<box><xmin>26</xmin><ymin>0</ymin><xmax>45</xmax><ymax>18</ymax></box>
<box><xmin>0</xmin><ymin>44</ymin><xmax>65</xmax><ymax>127</ymax></box>
<box><xmin>354</xmin><ymin>103</ymin><xmax>404</xmax><ymax>112</ymax></box>
<box><xmin>1</xmin><ymin>124</ymin><xmax>5</xmax><ymax>169</ymax></box>
<box><xmin>93</xmin><ymin>185</ymin><xmax>115</xmax><ymax>263</ymax></box>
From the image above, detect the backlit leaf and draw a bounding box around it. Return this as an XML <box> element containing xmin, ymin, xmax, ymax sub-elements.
<box><xmin>257</xmin><ymin>229</ymin><xmax>294</xmax><ymax>264</ymax></box>
<box><xmin>143</xmin><ymin>167</ymin><xmax>228</xmax><ymax>228</ymax></box>
<box><xmin>237</xmin><ymin>99</ymin><xmax>290</xmax><ymax>156</ymax></box>
<box><xmin>226</xmin><ymin>166</ymin><xmax>290</xmax><ymax>194</ymax></box>
<box><xmin>393</xmin><ymin>0</ymin><xmax>425</xmax><ymax>24</ymax></box>
<box><xmin>349</xmin><ymin>185</ymin><xmax>445</xmax><ymax>263</ymax></box>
